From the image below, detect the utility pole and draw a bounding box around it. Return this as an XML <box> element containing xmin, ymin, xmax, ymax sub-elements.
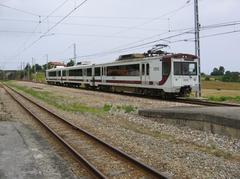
<box><xmin>194</xmin><ymin>0</ymin><xmax>201</xmax><ymax>97</ymax></box>
<box><xmin>28</xmin><ymin>63</ymin><xmax>30</xmax><ymax>81</ymax></box>
<box><xmin>46</xmin><ymin>54</ymin><xmax>49</xmax><ymax>70</ymax></box>
<box><xmin>73</xmin><ymin>43</ymin><xmax>77</xmax><ymax>65</ymax></box>
<box><xmin>23</xmin><ymin>61</ymin><xmax>25</xmax><ymax>80</ymax></box>
<box><xmin>32</xmin><ymin>57</ymin><xmax>36</xmax><ymax>81</ymax></box>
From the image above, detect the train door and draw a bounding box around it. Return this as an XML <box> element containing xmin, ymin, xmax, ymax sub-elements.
<box><xmin>172</xmin><ymin>60</ymin><xmax>182</xmax><ymax>88</ymax></box>
<box><xmin>66</xmin><ymin>70</ymin><xmax>69</xmax><ymax>82</ymax></box>
<box><xmin>102</xmin><ymin>66</ymin><xmax>106</xmax><ymax>83</ymax></box>
<box><xmin>141</xmin><ymin>63</ymin><xmax>150</xmax><ymax>85</ymax></box>
<box><xmin>83</xmin><ymin>68</ymin><xmax>87</xmax><ymax>82</ymax></box>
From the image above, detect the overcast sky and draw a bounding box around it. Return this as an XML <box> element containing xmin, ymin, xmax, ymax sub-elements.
<box><xmin>0</xmin><ymin>0</ymin><xmax>239</xmax><ymax>73</ymax></box>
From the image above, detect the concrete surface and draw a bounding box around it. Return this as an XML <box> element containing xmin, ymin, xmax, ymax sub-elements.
<box><xmin>139</xmin><ymin>107</ymin><xmax>240</xmax><ymax>138</ymax></box>
<box><xmin>0</xmin><ymin>121</ymin><xmax>77</xmax><ymax>179</ymax></box>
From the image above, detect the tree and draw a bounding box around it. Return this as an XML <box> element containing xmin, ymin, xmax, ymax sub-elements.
<box><xmin>222</xmin><ymin>71</ymin><xmax>240</xmax><ymax>82</ymax></box>
<box><xmin>35</xmin><ymin>64</ymin><xmax>42</xmax><ymax>72</ymax></box>
<box><xmin>219</xmin><ymin>66</ymin><xmax>225</xmax><ymax>75</ymax></box>
<box><xmin>24</xmin><ymin>63</ymin><xmax>31</xmax><ymax>71</ymax></box>
<box><xmin>211</xmin><ymin>67</ymin><xmax>219</xmax><ymax>76</ymax></box>
<box><xmin>67</xmin><ymin>59</ymin><xmax>75</xmax><ymax>67</ymax></box>
<box><xmin>42</xmin><ymin>63</ymin><xmax>51</xmax><ymax>70</ymax></box>
<box><xmin>210</xmin><ymin>66</ymin><xmax>225</xmax><ymax>76</ymax></box>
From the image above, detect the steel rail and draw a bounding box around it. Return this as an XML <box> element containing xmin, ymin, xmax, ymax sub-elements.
<box><xmin>171</xmin><ymin>98</ymin><xmax>240</xmax><ymax>107</ymax></box>
<box><xmin>3</xmin><ymin>84</ymin><xmax>106</xmax><ymax>179</ymax></box>
<box><xmin>3</xmin><ymin>83</ymin><xmax>169</xmax><ymax>179</ymax></box>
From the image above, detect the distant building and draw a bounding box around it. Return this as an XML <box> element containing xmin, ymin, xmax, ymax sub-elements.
<box><xmin>48</xmin><ymin>62</ymin><xmax>66</xmax><ymax>69</ymax></box>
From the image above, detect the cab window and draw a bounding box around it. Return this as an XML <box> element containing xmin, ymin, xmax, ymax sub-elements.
<box><xmin>174</xmin><ymin>62</ymin><xmax>197</xmax><ymax>75</ymax></box>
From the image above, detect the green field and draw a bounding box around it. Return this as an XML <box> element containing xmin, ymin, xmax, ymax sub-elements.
<box><xmin>201</xmin><ymin>81</ymin><xmax>240</xmax><ymax>103</ymax></box>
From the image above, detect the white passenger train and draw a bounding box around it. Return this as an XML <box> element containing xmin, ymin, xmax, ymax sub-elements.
<box><xmin>46</xmin><ymin>51</ymin><xmax>199</xmax><ymax>98</ymax></box>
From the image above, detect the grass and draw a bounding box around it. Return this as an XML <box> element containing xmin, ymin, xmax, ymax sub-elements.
<box><xmin>6</xmin><ymin>81</ymin><xmax>138</xmax><ymax>116</ymax></box>
<box><xmin>202</xmin><ymin>80</ymin><xmax>240</xmax><ymax>90</ymax></box>
<box><xmin>207</xmin><ymin>96</ymin><xmax>240</xmax><ymax>103</ymax></box>
<box><xmin>201</xmin><ymin>80</ymin><xmax>240</xmax><ymax>103</ymax></box>
<box><xmin>6</xmin><ymin>81</ymin><xmax>106</xmax><ymax>116</ymax></box>
<box><xmin>32</xmin><ymin>72</ymin><xmax>46</xmax><ymax>83</ymax></box>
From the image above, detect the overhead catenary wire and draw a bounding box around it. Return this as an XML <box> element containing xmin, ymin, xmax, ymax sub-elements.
<box><xmin>111</xmin><ymin>0</ymin><xmax>193</xmax><ymax>36</ymax></box>
<box><xmin>0</xmin><ymin>3</ymin><xmax>40</xmax><ymax>17</ymax></box>
<box><xmin>171</xmin><ymin>29</ymin><xmax>240</xmax><ymax>43</ymax></box>
<box><xmin>73</xmin><ymin>21</ymin><xmax>240</xmax><ymax>60</ymax></box>
<box><xmin>2</xmin><ymin>21</ymin><xmax>239</xmax><ymax>63</ymax></box>
<box><xmin>19</xmin><ymin>0</ymin><xmax>71</xmax><ymax>51</ymax></box>
<box><xmin>74</xmin><ymin>29</ymin><xmax>240</xmax><ymax>62</ymax></box>
<box><xmin>13</xmin><ymin>0</ymin><xmax>89</xmax><ymax>59</ymax></box>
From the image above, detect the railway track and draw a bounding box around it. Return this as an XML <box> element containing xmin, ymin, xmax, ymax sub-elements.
<box><xmin>171</xmin><ymin>98</ymin><xmax>240</xmax><ymax>107</ymax></box>
<box><xmin>3</xmin><ymin>83</ymin><xmax>168</xmax><ymax>179</ymax></box>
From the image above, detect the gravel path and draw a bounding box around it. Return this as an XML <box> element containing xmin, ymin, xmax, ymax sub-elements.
<box><xmin>7</xmin><ymin>81</ymin><xmax>240</xmax><ymax>178</ymax></box>
<box><xmin>0</xmin><ymin>87</ymin><xmax>78</xmax><ymax>179</ymax></box>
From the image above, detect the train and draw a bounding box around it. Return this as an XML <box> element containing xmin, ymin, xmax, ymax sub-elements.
<box><xmin>46</xmin><ymin>50</ymin><xmax>199</xmax><ymax>98</ymax></box>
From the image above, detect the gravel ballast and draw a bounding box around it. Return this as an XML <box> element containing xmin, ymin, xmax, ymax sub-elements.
<box><xmin>6</xmin><ymin>81</ymin><xmax>240</xmax><ymax>178</ymax></box>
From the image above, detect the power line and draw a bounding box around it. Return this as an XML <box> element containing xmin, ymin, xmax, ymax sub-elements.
<box><xmin>111</xmin><ymin>0</ymin><xmax>193</xmax><ymax>36</ymax></box>
<box><xmin>75</xmin><ymin>30</ymin><xmax>192</xmax><ymax>59</ymax></box>
<box><xmin>15</xmin><ymin>0</ymin><xmax>89</xmax><ymax>58</ymax></box>
<box><xmin>3</xmin><ymin>29</ymin><xmax>239</xmax><ymax>64</ymax></box>
<box><xmin>0</xmin><ymin>30</ymin><xmax>41</xmax><ymax>34</ymax></box>
<box><xmin>42</xmin><ymin>0</ymin><xmax>88</xmax><ymax>37</ymax></box>
<box><xmin>20</xmin><ymin>0</ymin><xmax>71</xmax><ymax>51</ymax></box>
<box><xmin>74</xmin><ymin>20</ymin><xmax>240</xmax><ymax>60</ymax></box>
<box><xmin>172</xmin><ymin>29</ymin><xmax>240</xmax><ymax>43</ymax></box>
<box><xmin>41</xmin><ymin>0</ymin><xmax>70</xmax><ymax>22</ymax></box>
<box><xmin>42</xmin><ymin>15</ymin><xmax>169</xmax><ymax>21</ymax></box>
<box><xmin>0</xmin><ymin>3</ymin><xmax>40</xmax><ymax>17</ymax></box>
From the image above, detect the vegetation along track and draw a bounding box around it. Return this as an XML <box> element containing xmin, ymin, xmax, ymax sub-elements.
<box><xmin>2</xmin><ymin>83</ymin><xmax>168</xmax><ymax>179</ymax></box>
<box><xmin>19</xmin><ymin>80</ymin><xmax>240</xmax><ymax>107</ymax></box>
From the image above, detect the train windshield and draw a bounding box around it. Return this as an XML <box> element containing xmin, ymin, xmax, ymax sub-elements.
<box><xmin>174</xmin><ymin>62</ymin><xmax>197</xmax><ymax>75</ymax></box>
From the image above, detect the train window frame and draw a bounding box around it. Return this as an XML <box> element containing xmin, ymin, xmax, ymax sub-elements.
<box><xmin>107</xmin><ymin>64</ymin><xmax>140</xmax><ymax>76</ymax></box>
<box><xmin>174</xmin><ymin>62</ymin><xmax>197</xmax><ymax>76</ymax></box>
<box><xmin>58</xmin><ymin>71</ymin><xmax>61</xmax><ymax>77</ymax></box>
<box><xmin>69</xmin><ymin>69</ymin><xmax>82</xmax><ymax>76</ymax></box>
<box><xmin>94</xmin><ymin>67</ymin><xmax>101</xmax><ymax>76</ymax></box>
<box><xmin>146</xmin><ymin>63</ymin><xmax>149</xmax><ymax>75</ymax></box>
<box><xmin>142</xmin><ymin>64</ymin><xmax>145</xmax><ymax>75</ymax></box>
<box><xmin>62</xmin><ymin>70</ymin><xmax>66</xmax><ymax>76</ymax></box>
<box><xmin>163</xmin><ymin>61</ymin><xmax>171</xmax><ymax>76</ymax></box>
<box><xmin>48</xmin><ymin>71</ymin><xmax>57</xmax><ymax>77</ymax></box>
<box><xmin>87</xmin><ymin>68</ymin><xmax>92</xmax><ymax>76</ymax></box>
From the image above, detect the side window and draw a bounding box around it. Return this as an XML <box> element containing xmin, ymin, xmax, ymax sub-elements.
<box><xmin>107</xmin><ymin>64</ymin><xmax>139</xmax><ymax>76</ymax></box>
<box><xmin>58</xmin><ymin>71</ymin><xmax>61</xmax><ymax>76</ymax></box>
<box><xmin>87</xmin><ymin>68</ymin><xmax>92</xmax><ymax>76</ymax></box>
<box><xmin>146</xmin><ymin>63</ymin><xmax>149</xmax><ymax>75</ymax></box>
<box><xmin>174</xmin><ymin>62</ymin><xmax>181</xmax><ymax>75</ymax></box>
<box><xmin>95</xmin><ymin>67</ymin><xmax>100</xmax><ymax>76</ymax></box>
<box><xmin>49</xmin><ymin>71</ymin><xmax>56</xmax><ymax>77</ymax></box>
<box><xmin>163</xmin><ymin>62</ymin><xmax>171</xmax><ymax>76</ymax></box>
<box><xmin>62</xmin><ymin>70</ymin><xmax>66</xmax><ymax>76</ymax></box>
<box><xmin>142</xmin><ymin>64</ymin><xmax>145</xmax><ymax>75</ymax></box>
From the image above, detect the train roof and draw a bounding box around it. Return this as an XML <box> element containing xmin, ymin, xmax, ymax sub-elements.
<box><xmin>46</xmin><ymin>53</ymin><xmax>197</xmax><ymax>71</ymax></box>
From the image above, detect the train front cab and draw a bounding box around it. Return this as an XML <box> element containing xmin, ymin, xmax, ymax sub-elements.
<box><xmin>171</xmin><ymin>54</ymin><xmax>199</xmax><ymax>96</ymax></box>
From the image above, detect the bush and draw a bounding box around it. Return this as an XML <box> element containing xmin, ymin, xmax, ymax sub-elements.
<box><xmin>205</xmin><ymin>76</ymin><xmax>210</xmax><ymax>81</ymax></box>
<box><xmin>122</xmin><ymin>105</ymin><xmax>136</xmax><ymax>113</ymax></box>
<box><xmin>103</xmin><ymin>103</ymin><xmax>112</xmax><ymax>112</ymax></box>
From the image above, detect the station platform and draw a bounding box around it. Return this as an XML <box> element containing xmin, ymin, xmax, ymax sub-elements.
<box><xmin>139</xmin><ymin>106</ymin><xmax>240</xmax><ymax>138</ymax></box>
<box><xmin>0</xmin><ymin>121</ymin><xmax>76</xmax><ymax>179</ymax></box>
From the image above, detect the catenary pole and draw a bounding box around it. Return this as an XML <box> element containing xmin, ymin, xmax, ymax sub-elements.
<box><xmin>194</xmin><ymin>0</ymin><xmax>201</xmax><ymax>97</ymax></box>
<box><xmin>73</xmin><ymin>43</ymin><xmax>77</xmax><ymax>65</ymax></box>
